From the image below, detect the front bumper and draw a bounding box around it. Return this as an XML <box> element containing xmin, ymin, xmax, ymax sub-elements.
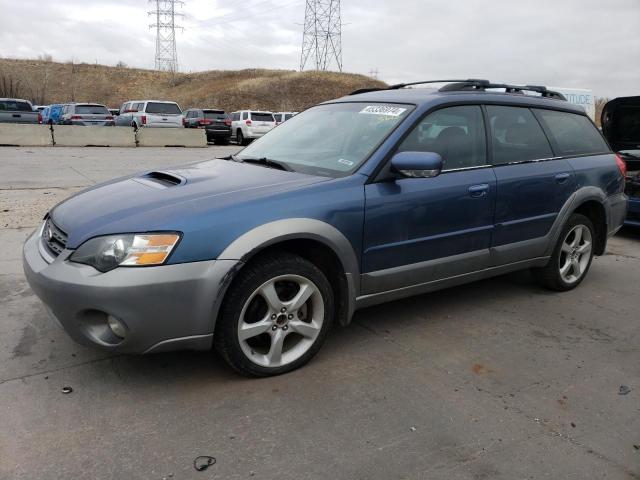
<box><xmin>22</xmin><ymin>229</ymin><xmax>240</xmax><ymax>354</ymax></box>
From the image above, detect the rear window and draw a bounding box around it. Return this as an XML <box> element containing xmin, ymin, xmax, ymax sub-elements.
<box><xmin>75</xmin><ymin>105</ymin><xmax>109</xmax><ymax>115</ymax></box>
<box><xmin>145</xmin><ymin>102</ymin><xmax>181</xmax><ymax>114</ymax></box>
<box><xmin>284</xmin><ymin>113</ymin><xmax>294</xmax><ymax>121</ymax></box>
<box><xmin>203</xmin><ymin>110</ymin><xmax>227</xmax><ymax>120</ymax></box>
<box><xmin>486</xmin><ymin>106</ymin><xmax>553</xmax><ymax>165</ymax></box>
<box><xmin>535</xmin><ymin>109</ymin><xmax>610</xmax><ymax>156</ymax></box>
<box><xmin>0</xmin><ymin>100</ymin><xmax>33</xmax><ymax>112</ymax></box>
<box><xmin>250</xmin><ymin>112</ymin><xmax>274</xmax><ymax>122</ymax></box>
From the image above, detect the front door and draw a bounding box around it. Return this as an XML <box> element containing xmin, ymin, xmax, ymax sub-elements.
<box><xmin>362</xmin><ymin>105</ymin><xmax>497</xmax><ymax>294</ymax></box>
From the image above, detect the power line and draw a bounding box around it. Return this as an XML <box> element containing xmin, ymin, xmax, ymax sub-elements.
<box><xmin>149</xmin><ymin>0</ymin><xmax>184</xmax><ymax>72</ymax></box>
<box><xmin>368</xmin><ymin>68</ymin><xmax>379</xmax><ymax>80</ymax></box>
<box><xmin>300</xmin><ymin>0</ymin><xmax>342</xmax><ymax>72</ymax></box>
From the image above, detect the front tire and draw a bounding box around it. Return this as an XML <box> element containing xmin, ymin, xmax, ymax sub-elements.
<box><xmin>214</xmin><ymin>253</ymin><xmax>334</xmax><ymax>377</ymax></box>
<box><xmin>532</xmin><ymin>213</ymin><xmax>595</xmax><ymax>291</ymax></box>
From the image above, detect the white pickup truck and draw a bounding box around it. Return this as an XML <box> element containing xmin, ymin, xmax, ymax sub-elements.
<box><xmin>0</xmin><ymin>98</ymin><xmax>39</xmax><ymax>124</ymax></box>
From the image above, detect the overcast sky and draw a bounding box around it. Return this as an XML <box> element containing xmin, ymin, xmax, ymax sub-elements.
<box><xmin>1</xmin><ymin>0</ymin><xmax>638</xmax><ymax>98</ymax></box>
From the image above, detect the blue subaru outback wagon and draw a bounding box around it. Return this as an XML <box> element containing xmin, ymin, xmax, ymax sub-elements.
<box><xmin>23</xmin><ymin>79</ymin><xmax>628</xmax><ymax>376</ymax></box>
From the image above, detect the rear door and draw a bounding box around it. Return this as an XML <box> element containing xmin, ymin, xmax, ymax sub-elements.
<box><xmin>250</xmin><ymin>112</ymin><xmax>276</xmax><ymax>133</ymax></box>
<box><xmin>143</xmin><ymin>102</ymin><xmax>182</xmax><ymax>127</ymax></box>
<box><xmin>487</xmin><ymin>105</ymin><xmax>576</xmax><ymax>264</ymax></box>
<box><xmin>362</xmin><ymin>105</ymin><xmax>496</xmax><ymax>294</ymax></box>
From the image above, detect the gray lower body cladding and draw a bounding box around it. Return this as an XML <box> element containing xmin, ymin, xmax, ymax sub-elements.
<box><xmin>22</xmin><ymin>229</ymin><xmax>240</xmax><ymax>354</ymax></box>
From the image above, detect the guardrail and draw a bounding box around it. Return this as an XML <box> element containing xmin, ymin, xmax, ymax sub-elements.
<box><xmin>0</xmin><ymin>124</ymin><xmax>207</xmax><ymax>148</ymax></box>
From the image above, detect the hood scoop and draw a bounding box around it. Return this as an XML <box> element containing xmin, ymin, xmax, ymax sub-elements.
<box><xmin>133</xmin><ymin>171</ymin><xmax>186</xmax><ymax>189</ymax></box>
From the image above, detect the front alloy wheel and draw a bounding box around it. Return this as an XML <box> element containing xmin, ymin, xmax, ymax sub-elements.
<box><xmin>238</xmin><ymin>275</ymin><xmax>324</xmax><ymax>368</ymax></box>
<box><xmin>215</xmin><ymin>253</ymin><xmax>334</xmax><ymax>377</ymax></box>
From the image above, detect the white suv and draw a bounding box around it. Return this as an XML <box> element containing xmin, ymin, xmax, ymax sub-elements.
<box><xmin>116</xmin><ymin>100</ymin><xmax>183</xmax><ymax>129</ymax></box>
<box><xmin>230</xmin><ymin>110</ymin><xmax>276</xmax><ymax>145</ymax></box>
<box><xmin>274</xmin><ymin>111</ymin><xmax>298</xmax><ymax>125</ymax></box>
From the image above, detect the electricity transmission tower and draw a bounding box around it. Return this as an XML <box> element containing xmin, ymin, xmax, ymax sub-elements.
<box><xmin>148</xmin><ymin>0</ymin><xmax>184</xmax><ymax>72</ymax></box>
<box><xmin>300</xmin><ymin>0</ymin><xmax>342</xmax><ymax>72</ymax></box>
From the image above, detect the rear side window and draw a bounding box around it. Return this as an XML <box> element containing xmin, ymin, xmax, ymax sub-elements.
<box><xmin>145</xmin><ymin>102</ymin><xmax>181</xmax><ymax>114</ymax></box>
<box><xmin>534</xmin><ymin>109</ymin><xmax>610</xmax><ymax>156</ymax></box>
<box><xmin>251</xmin><ymin>112</ymin><xmax>274</xmax><ymax>122</ymax></box>
<box><xmin>397</xmin><ymin>105</ymin><xmax>487</xmax><ymax>170</ymax></box>
<box><xmin>0</xmin><ymin>100</ymin><xmax>32</xmax><ymax>111</ymax></box>
<box><xmin>486</xmin><ymin>106</ymin><xmax>553</xmax><ymax>165</ymax></box>
<box><xmin>75</xmin><ymin>105</ymin><xmax>109</xmax><ymax>114</ymax></box>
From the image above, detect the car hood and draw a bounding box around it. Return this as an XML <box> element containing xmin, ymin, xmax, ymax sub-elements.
<box><xmin>51</xmin><ymin>159</ymin><xmax>329</xmax><ymax>248</ymax></box>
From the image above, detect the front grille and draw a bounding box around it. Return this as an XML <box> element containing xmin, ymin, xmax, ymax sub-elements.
<box><xmin>42</xmin><ymin>218</ymin><xmax>68</xmax><ymax>257</ymax></box>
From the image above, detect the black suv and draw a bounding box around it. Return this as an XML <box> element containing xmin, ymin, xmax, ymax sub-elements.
<box><xmin>183</xmin><ymin>108</ymin><xmax>232</xmax><ymax>144</ymax></box>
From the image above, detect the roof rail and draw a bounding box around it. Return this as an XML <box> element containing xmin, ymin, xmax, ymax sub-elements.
<box><xmin>349</xmin><ymin>79</ymin><xmax>566</xmax><ymax>100</ymax></box>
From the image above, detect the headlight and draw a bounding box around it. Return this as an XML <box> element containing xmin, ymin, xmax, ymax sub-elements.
<box><xmin>70</xmin><ymin>233</ymin><xmax>180</xmax><ymax>272</ymax></box>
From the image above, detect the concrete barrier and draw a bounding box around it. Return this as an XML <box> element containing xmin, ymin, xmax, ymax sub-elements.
<box><xmin>0</xmin><ymin>124</ymin><xmax>53</xmax><ymax>146</ymax></box>
<box><xmin>53</xmin><ymin>125</ymin><xmax>136</xmax><ymax>147</ymax></box>
<box><xmin>136</xmin><ymin>127</ymin><xmax>207</xmax><ymax>147</ymax></box>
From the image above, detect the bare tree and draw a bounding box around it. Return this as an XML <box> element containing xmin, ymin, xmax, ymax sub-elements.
<box><xmin>0</xmin><ymin>74</ymin><xmax>29</xmax><ymax>98</ymax></box>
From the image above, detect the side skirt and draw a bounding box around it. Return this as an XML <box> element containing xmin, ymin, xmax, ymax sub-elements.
<box><xmin>354</xmin><ymin>256</ymin><xmax>549</xmax><ymax>310</ymax></box>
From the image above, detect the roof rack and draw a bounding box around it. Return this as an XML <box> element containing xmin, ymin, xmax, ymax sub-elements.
<box><xmin>349</xmin><ymin>79</ymin><xmax>566</xmax><ymax>100</ymax></box>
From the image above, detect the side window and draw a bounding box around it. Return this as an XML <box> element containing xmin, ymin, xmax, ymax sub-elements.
<box><xmin>486</xmin><ymin>106</ymin><xmax>553</xmax><ymax>165</ymax></box>
<box><xmin>534</xmin><ymin>109</ymin><xmax>610</xmax><ymax>156</ymax></box>
<box><xmin>397</xmin><ymin>105</ymin><xmax>487</xmax><ymax>170</ymax></box>
<box><xmin>242</xmin><ymin>112</ymin><xmax>248</xmax><ymax>120</ymax></box>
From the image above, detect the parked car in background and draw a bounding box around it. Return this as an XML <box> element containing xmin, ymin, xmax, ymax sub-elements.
<box><xmin>274</xmin><ymin>111</ymin><xmax>298</xmax><ymax>125</ymax></box>
<box><xmin>601</xmin><ymin>96</ymin><xmax>640</xmax><ymax>227</ymax></box>
<box><xmin>33</xmin><ymin>105</ymin><xmax>46</xmax><ymax>112</ymax></box>
<box><xmin>59</xmin><ymin>103</ymin><xmax>115</xmax><ymax>126</ymax></box>
<box><xmin>183</xmin><ymin>108</ymin><xmax>231</xmax><ymax>144</ymax></box>
<box><xmin>41</xmin><ymin>104</ymin><xmax>66</xmax><ymax>125</ymax></box>
<box><xmin>230</xmin><ymin>110</ymin><xmax>276</xmax><ymax>145</ymax></box>
<box><xmin>0</xmin><ymin>98</ymin><xmax>39</xmax><ymax>124</ymax></box>
<box><xmin>23</xmin><ymin>79</ymin><xmax>627</xmax><ymax>377</ymax></box>
<box><xmin>116</xmin><ymin>100</ymin><xmax>183</xmax><ymax>129</ymax></box>
<box><xmin>109</xmin><ymin>108</ymin><xmax>120</xmax><ymax>117</ymax></box>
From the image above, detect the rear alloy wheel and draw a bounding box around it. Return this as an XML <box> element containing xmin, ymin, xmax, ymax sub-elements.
<box><xmin>532</xmin><ymin>213</ymin><xmax>595</xmax><ymax>291</ymax></box>
<box><xmin>215</xmin><ymin>254</ymin><xmax>334</xmax><ymax>377</ymax></box>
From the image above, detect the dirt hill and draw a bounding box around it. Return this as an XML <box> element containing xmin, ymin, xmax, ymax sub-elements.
<box><xmin>0</xmin><ymin>58</ymin><xmax>386</xmax><ymax>112</ymax></box>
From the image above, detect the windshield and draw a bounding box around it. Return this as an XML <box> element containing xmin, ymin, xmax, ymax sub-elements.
<box><xmin>236</xmin><ymin>102</ymin><xmax>413</xmax><ymax>177</ymax></box>
<box><xmin>76</xmin><ymin>105</ymin><xmax>109</xmax><ymax>115</ymax></box>
<box><xmin>146</xmin><ymin>102</ymin><xmax>182</xmax><ymax>114</ymax></box>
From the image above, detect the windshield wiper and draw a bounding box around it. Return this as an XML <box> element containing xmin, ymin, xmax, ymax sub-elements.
<box><xmin>233</xmin><ymin>156</ymin><xmax>293</xmax><ymax>172</ymax></box>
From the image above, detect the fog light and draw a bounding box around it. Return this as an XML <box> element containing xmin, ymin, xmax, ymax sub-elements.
<box><xmin>106</xmin><ymin>315</ymin><xmax>127</xmax><ymax>339</ymax></box>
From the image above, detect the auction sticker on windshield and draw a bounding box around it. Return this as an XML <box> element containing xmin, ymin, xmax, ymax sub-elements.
<box><xmin>360</xmin><ymin>105</ymin><xmax>407</xmax><ymax>117</ymax></box>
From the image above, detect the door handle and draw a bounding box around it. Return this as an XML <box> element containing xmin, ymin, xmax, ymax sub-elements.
<box><xmin>468</xmin><ymin>184</ymin><xmax>489</xmax><ymax>198</ymax></box>
<box><xmin>555</xmin><ymin>173</ymin><xmax>570</xmax><ymax>184</ymax></box>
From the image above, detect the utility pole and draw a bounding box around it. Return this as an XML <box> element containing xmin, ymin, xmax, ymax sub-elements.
<box><xmin>300</xmin><ymin>0</ymin><xmax>342</xmax><ymax>72</ymax></box>
<box><xmin>148</xmin><ymin>0</ymin><xmax>184</xmax><ymax>72</ymax></box>
<box><xmin>368</xmin><ymin>68</ymin><xmax>379</xmax><ymax>80</ymax></box>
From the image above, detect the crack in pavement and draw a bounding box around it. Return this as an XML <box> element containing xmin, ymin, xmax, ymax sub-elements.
<box><xmin>0</xmin><ymin>354</ymin><xmax>120</xmax><ymax>386</ymax></box>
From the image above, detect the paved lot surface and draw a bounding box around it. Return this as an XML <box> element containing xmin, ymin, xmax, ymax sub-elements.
<box><xmin>1</xmin><ymin>147</ymin><xmax>639</xmax><ymax>479</ymax></box>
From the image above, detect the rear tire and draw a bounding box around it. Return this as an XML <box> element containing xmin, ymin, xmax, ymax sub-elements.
<box><xmin>214</xmin><ymin>253</ymin><xmax>334</xmax><ymax>377</ymax></box>
<box><xmin>236</xmin><ymin>129</ymin><xmax>245</xmax><ymax>146</ymax></box>
<box><xmin>532</xmin><ymin>213</ymin><xmax>595</xmax><ymax>291</ymax></box>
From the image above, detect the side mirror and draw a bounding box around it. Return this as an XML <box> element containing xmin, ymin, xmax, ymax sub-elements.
<box><xmin>391</xmin><ymin>151</ymin><xmax>443</xmax><ymax>178</ymax></box>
